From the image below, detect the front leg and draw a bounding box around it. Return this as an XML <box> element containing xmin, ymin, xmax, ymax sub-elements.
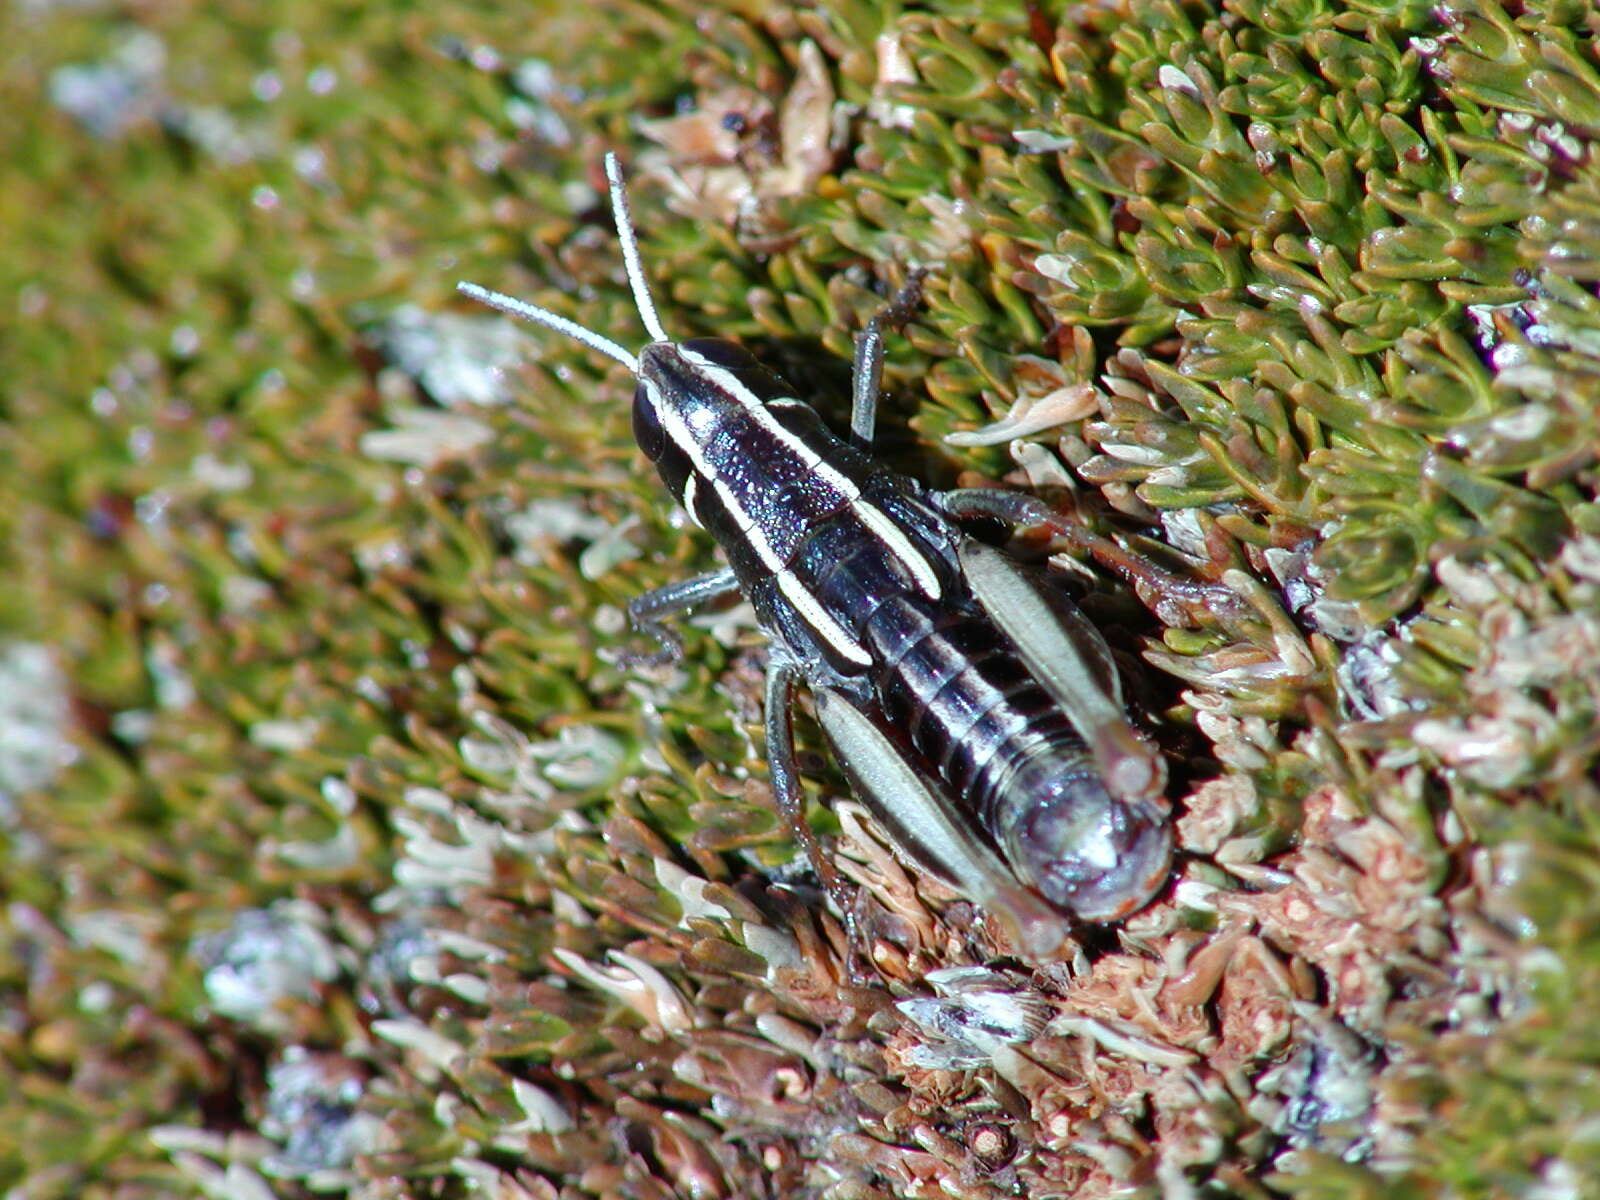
<box><xmin>625</xmin><ymin>567</ymin><xmax>740</xmax><ymax>667</ymax></box>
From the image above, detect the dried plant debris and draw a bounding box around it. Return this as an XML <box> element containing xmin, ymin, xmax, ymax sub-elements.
<box><xmin>4</xmin><ymin>0</ymin><xmax>1600</xmax><ymax>1197</ymax></box>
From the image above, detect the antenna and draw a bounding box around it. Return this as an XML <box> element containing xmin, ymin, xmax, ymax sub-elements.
<box><xmin>456</xmin><ymin>153</ymin><xmax>668</xmax><ymax>371</ymax></box>
<box><xmin>455</xmin><ymin>282</ymin><xmax>639</xmax><ymax>374</ymax></box>
<box><xmin>604</xmin><ymin>152</ymin><xmax>669</xmax><ymax>344</ymax></box>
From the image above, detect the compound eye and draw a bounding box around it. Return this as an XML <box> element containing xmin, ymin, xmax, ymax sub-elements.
<box><xmin>681</xmin><ymin>338</ymin><xmax>759</xmax><ymax>370</ymax></box>
<box><xmin>631</xmin><ymin>383</ymin><xmax>665</xmax><ymax>460</ymax></box>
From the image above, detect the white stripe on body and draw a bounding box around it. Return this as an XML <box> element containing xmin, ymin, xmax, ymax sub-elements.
<box><xmin>646</xmin><ymin>378</ymin><xmax>872</xmax><ymax>668</ymax></box>
<box><xmin>681</xmin><ymin>473</ymin><xmax>704</xmax><ymax>528</ymax></box>
<box><xmin>678</xmin><ymin>350</ymin><xmax>945</xmax><ymax>601</ymax></box>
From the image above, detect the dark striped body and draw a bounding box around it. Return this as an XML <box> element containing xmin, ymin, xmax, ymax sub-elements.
<box><xmin>633</xmin><ymin>338</ymin><xmax>1170</xmax><ymax>921</ymax></box>
<box><xmin>866</xmin><ymin>593</ymin><xmax>1080</xmax><ymax>828</ymax></box>
<box><xmin>457</xmin><ymin>153</ymin><xmax>1167</xmax><ymax>939</ymax></box>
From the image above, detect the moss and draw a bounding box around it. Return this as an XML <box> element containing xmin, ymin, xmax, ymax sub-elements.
<box><xmin>3</xmin><ymin>0</ymin><xmax>1598</xmax><ymax>1196</ymax></box>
